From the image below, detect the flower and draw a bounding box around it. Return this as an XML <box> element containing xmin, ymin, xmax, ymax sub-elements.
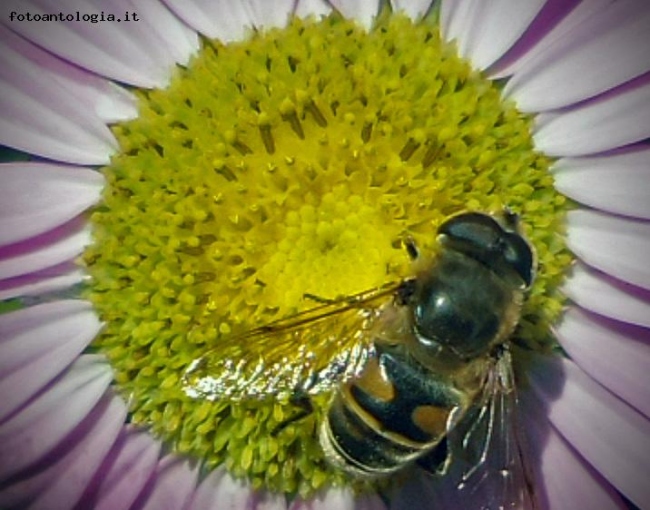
<box><xmin>0</xmin><ymin>1</ymin><xmax>649</xmax><ymax>509</ymax></box>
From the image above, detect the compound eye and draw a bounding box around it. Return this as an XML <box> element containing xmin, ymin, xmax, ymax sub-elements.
<box><xmin>438</xmin><ymin>212</ymin><xmax>501</xmax><ymax>248</ymax></box>
<box><xmin>503</xmin><ymin>233</ymin><xmax>535</xmax><ymax>289</ymax></box>
<box><xmin>438</xmin><ymin>212</ymin><xmax>536</xmax><ymax>289</ymax></box>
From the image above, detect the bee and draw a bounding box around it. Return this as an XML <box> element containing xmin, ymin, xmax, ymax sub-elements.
<box><xmin>183</xmin><ymin>211</ymin><xmax>538</xmax><ymax>508</ymax></box>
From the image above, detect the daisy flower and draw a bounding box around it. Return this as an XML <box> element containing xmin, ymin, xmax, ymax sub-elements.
<box><xmin>1</xmin><ymin>0</ymin><xmax>649</xmax><ymax>509</ymax></box>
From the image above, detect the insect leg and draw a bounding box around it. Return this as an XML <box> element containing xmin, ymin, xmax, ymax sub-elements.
<box><xmin>303</xmin><ymin>293</ymin><xmax>337</xmax><ymax>304</ymax></box>
<box><xmin>402</xmin><ymin>236</ymin><xmax>420</xmax><ymax>260</ymax></box>
<box><xmin>417</xmin><ymin>437</ymin><xmax>451</xmax><ymax>476</ymax></box>
<box><xmin>271</xmin><ymin>394</ymin><xmax>314</xmax><ymax>436</ymax></box>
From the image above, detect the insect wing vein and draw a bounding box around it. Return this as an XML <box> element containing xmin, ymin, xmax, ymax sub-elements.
<box><xmin>449</xmin><ymin>349</ymin><xmax>539</xmax><ymax>509</ymax></box>
<box><xmin>181</xmin><ymin>283</ymin><xmax>400</xmax><ymax>401</ymax></box>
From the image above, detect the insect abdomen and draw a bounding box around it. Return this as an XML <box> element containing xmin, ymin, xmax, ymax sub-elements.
<box><xmin>320</xmin><ymin>345</ymin><xmax>466</xmax><ymax>477</ymax></box>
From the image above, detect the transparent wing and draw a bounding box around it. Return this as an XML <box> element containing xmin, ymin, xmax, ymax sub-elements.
<box><xmin>445</xmin><ymin>347</ymin><xmax>539</xmax><ymax>510</ymax></box>
<box><xmin>181</xmin><ymin>282</ymin><xmax>404</xmax><ymax>401</ymax></box>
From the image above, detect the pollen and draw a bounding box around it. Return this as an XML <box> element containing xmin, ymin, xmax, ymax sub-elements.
<box><xmin>83</xmin><ymin>9</ymin><xmax>571</xmax><ymax>497</ymax></box>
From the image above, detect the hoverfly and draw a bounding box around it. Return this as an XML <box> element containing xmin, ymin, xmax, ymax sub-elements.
<box><xmin>183</xmin><ymin>211</ymin><xmax>539</xmax><ymax>509</ymax></box>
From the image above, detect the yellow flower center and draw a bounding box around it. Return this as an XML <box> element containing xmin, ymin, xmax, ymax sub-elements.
<box><xmin>83</xmin><ymin>10</ymin><xmax>571</xmax><ymax>497</ymax></box>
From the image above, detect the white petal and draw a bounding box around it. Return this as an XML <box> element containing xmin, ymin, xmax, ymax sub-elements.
<box><xmin>0</xmin><ymin>24</ymin><xmax>137</xmax><ymax>124</ymax></box>
<box><xmin>555</xmin><ymin>307</ymin><xmax>650</xmax><ymax>419</ymax></box>
<box><xmin>520</xmin><ymin>392</ymin><xmax>627</xmax><ymax>510</ymax></box>
<box><xmin>0</xmin><ymin>300</ymin><xmax>100</xmax><ymax>422</ymax></box>
<box><xmin>440</xmin><ymin>0</ymin><xmax>545</xmax><ymax>70</ymax></box>
<box><xmin>491</xmin><ymin>0</ymin><xmax>613</xmax><ymax>79</ymax></box>
<box><xmin>0</xmin><ymin>162</ymin><xmax>103</xmax><ymax>246</ymax></box>
<box><xmin>440</xmin><ymin>0</ymin><xmax>479</xmax><ymax>52</ymax></box>
<box><xmin>0</xmin><ymin>0</ymin><xmax>178</xmax><ymax>87</ymax></box>
<box><xmin>389</xmin><ymin>0</ymin><xmax>434</xmax><ymax>20</ymax></box>
<box><xmin>530</xmin><ymin>356</ymin><xmax>650</xmax><ymax>509</ymax></box>
<box><xmin>243</xmin><ymin>0</ymin><xmax>296</xmax><ymax>30</ymax></box>
<box><xmin>0</xmin><ymin>262</ymin><xmax>85</xmax><ymax>301</ymax></box>
<box><xmin>162</xmin><ymin>0</ymin><xmax>254</xmax><ymax>42</ymax></box>
<box><xmin>0</xmin><ymin>392</ymin><xmax>126</xmax><ymax>510</ymax></box>
<box><xmin>504</xmin><ymin>0</ymin><xmax>650</xmax><ymax>111</ymax></box>
<box><xmin>130</xmin><ymin>0</ymin><xmax>200</xmax><ymax>66</ymax></box>
<box><xmin>138</xmin><ymin>456</ymin><xmax>199</xmax><ymax>510</ymax></box>
<box><xmin>563</xmin><ymin>263</ymin><xmax>650</xmax><ymax>328</ymax></box>
<box><xmin>566</xmin><ymin>209</ymin><xmax>650</xmax><ymax>290</ymax></box>
<box><xmin>552</xmin><ymin>147</ymin><xmax>650</xmax><ymax>219</ymax></box>
<box><xmin>0</xmin><ymin>355</ymin><xmax>112</xmax><ymax>481</ymax></box>
<box><xmin>534</xmin><ymin>75</ymin><xmax>650</xmax><ymax>157</ymax></box>
<box><xmin>0</xmin><ymin>217</ymin><xmax>90</xmax><ymax>281</ymax></box>
<box><xmin>294</xmin><ymin>0</ymin><xmax>332</xmax><ymax>19</ymax></box>
<box><xmin>88</xmin><ymin>427</ymin><xmax>161</xmax><ymax>510</ymax></box>
<box><xmin>290</xmin><ymin>487</ymin><xmax>355</xmax><ymax>510</ymax></box>
<box><xmin>328</xmin><ymin>0</ymin><xmax>381</xmax><ymax>30</ymax></box>
<box><xmin>0</xmin><ymin>27</ymin><xmax>118</xmax><ymax>165</ymax></box>
<box><xmin>189</xmin><ymin>467</ymin><xmax>287</xmax><ymax>510</ymax></box>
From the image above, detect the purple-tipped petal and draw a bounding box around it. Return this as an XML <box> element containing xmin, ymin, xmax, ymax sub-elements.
<box><xmin>0</xmin><ymin>217</ymin><xmax>90</xmax><ymax>281</ymax></box>
<box><xmin>491</xmin><ymin>0</ymin><xmax>610</xmax><ymax>79</ymax></box>
<box><xmin>563</xmin><ymin>264</ymin><xmax>650</xmax><ymax>328</ymax></box>
<box><xmin>0</xmin><ymin>27</ymin><xmax>118</xmax><ymax>165</ymax></box>
<box><xmin>289</xmin><ymin>487</ymin><xmax>355</xmax><ymax>510</ymax></box>
<box><xmin>0</xmin><ymin>24</ymin><xmax>137</xmax><ymax>124</ymax></box>
<box><xmin>0</xmin><ymin>261</ymin><xmax>85</xmax><ymax>301</ymax></box>
<box><xmin>0</xmin><ymin>392</ymin><xmax>126</xmax><ymax>510</ymax></box>
<box><xmin>244</xmin><ymin>0</ymin><xmax>296</xmax><ymax>29</ymax></box>
<box><xmin>328</xmin><ymin>0</ymin><xmax>381</xmax><ymax>30</ymax></box>
<box><xmin>78</xmin><ymin>426</ymin><xmax>161</xmax><ymax>510</ymax></box>
<box><xmin>389</xmin><ymin>0</ymin><xmax>434</xmax><ymax>20</ymax></box>
<box><xmin>294</xmin><ymin>0</ymin><xmax>332</xmax><ymax>19</ymax></box>
<box><xmin>189</xmin><ymin>467</ymin><xmax>287</xmax><ymax>510</ymax></box>
<box><xmin>504</xmin><ymin>0</ymin><xmax>650</xmax><ymax>112</ymax></box>
<box><xmin>0</xmin><ymin>0</ymin><xmax>179</xmax><ymax>88</ymax></box>
<box><xmin>440</xmin><ymin>0</ymin><xmax>546</xmax><ymax>71</ymax></box>
<box><xmin>133</xmin><ymin>455</ymin><xmax>199</xmax><ymax>510</ymax></box>
<box><xmin>552</xmin><ymin>148</ymin><xmax>650</xmax><ymax>220</ymax></box>
<box><xmin>389</xmin><ymin>470</ymin><xmax>443</xmax><ymax>510</ymax></box>
<box><xmin>533</xmin><ymin>74</ymin><xmax>650</xmax><ymax>157</ymax></box>
<box><xmin>530</xmin><ymin>356</ymin><xmax>650</xmax><ymax>509</ymax></box>
<box><xmin>520</xmin><ymin>392</ymin><xmax>627</xmax><ymax>510</ymax></box>
<box><xmin>0</xmin><ymin>354</ymin><xmax>112</xmax><ymax>481</ymax></box>
<box><xmin>555</xmin><ymin>308</ymin><xmax>650</xmax><ymax>419</ymax></box>
<box><xmin>566</xmin><ymin>210</ymin><xmax>650</xmax><ymax>290</ymax></box>
<box><xmin>0</xmin><ymin>162</ymin><xmax>103</xmax><ymax>246</ymax></box>
<box><xmin>0</xmin><ymin>300</ymin><xmax>101</xmax><ymax>423</ymax></box>
<box><xmin>162</xmin><ymin>0</ymin><xmax>254</xmax><ymax>41</ymax></box>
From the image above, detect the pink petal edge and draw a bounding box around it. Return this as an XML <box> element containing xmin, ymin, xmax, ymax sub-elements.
<box><xmin>79</xmin><ymin>426</ymin><xmax>162</xmax><ymax>510</ymax></box>
<box><xmin>566</xmin><ymin>209</ymin><xmax>650</xmax><ymax>290</ymax></box>
<box><xmin>504</xmin><ymin>0</ymin><xmax>650</xmax><ymax>112</ymax></box>
<box><xmin>530</xmin><ymin>355</ymin><xmax>650</xmax><ymax>509</ymax></box>
<box><xmin>0</xmin><ymin>354</ymin><xmax>112</xmax><ymax>482</ymax></box>
<box><xmin>552</xmin><ymin>148</ymin><xmax>650</xmax><ymax>220</ymax></box>
<box><xmin>555</xmin><ymin>307</ymin><xmax>650</xmax><ymax>419</ymax></box>
<box><xmin>0</xmin><ymin>300</ymin><xmax>101</xmax><ymax>423</ymax></box>
<box><xmin>562</xmin><ymin>263</ymin><xmax>650</xmax><ymax>328</ymax></box>
<box><xmin>0</xmin><ymin>162</ymin><xmax>103</xmax><ymax>247</ymax></box>
<box><xmin>0</xmin><ymin>392</ymin><xmax>126</xmax><ymax>510</ymax></box>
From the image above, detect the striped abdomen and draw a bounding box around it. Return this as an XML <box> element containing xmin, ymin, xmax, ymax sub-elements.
<box><xmin>319</xmin><ymin>344</ymin><xmax>471</xmax><ymax>477</ymax></box>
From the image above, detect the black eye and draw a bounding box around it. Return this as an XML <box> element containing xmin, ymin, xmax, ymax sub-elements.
<box><xmin>438</xmin><ymin>212</ymin><xmax>536</xmax><ymax>289</ymax></box>
<box><xmin>503</xmin><ymin>233</ymin><xmax>535</xmax><ymax>288</ymax></box>
<box><xmin>438</xmin><ymin>212</ymin><xmax>501</xmax><ymax>249</ymax></box>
